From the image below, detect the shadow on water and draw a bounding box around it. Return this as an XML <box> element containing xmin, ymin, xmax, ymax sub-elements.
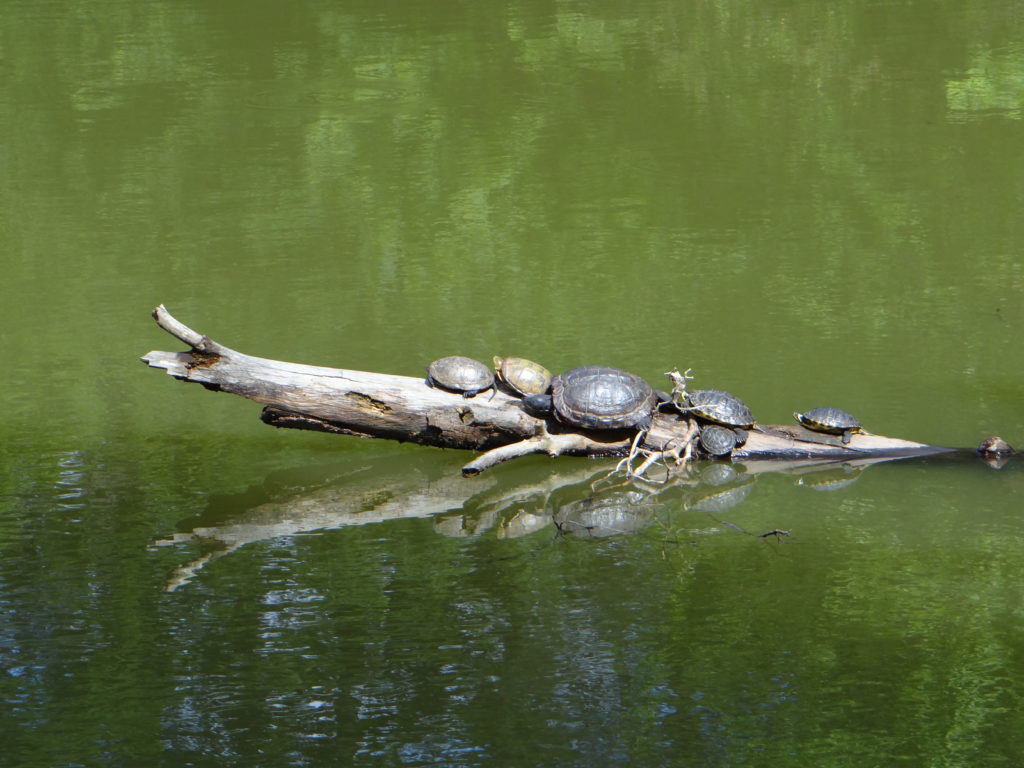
<box><xmin>152</xmin><ymin>447</ymin><xmax>1013</xmax><ymax>591</ymax></box>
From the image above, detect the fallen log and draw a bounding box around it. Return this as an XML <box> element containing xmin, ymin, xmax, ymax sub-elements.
<box><xmin>141</xmin><ymin>305</ymin><xmax>953</xmax><ymax>474</ymax></box>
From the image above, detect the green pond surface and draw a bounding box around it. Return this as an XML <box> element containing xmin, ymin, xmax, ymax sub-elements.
<box><xmin>3</xmin><ymin>1</ymin><xmax>1024</xmax><ymax>765</ymax></box>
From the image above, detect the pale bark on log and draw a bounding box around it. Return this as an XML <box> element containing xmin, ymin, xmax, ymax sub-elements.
<box><xmin>141</xmin><ymin>305</ymin><xmax>953</xmax><ymax>472</ymax></box>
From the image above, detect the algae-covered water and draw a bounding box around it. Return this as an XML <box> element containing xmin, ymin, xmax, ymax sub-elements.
<box><xmin>3</xmin><ymin>1</ymin><xmax>1024</xmax><ymax>765</ymax></box>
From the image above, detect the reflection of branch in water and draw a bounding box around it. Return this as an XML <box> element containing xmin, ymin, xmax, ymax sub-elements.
<box><xmin>153</xmin><ymin>453</ymin><xmax>916</xmax><ymax>590</ymax></box>
<box><xmin>694</xmin><ymin>501</ymin><xmax>796</xmax><ymax>557</ymax></box>
<box><xmin>159</xmin><ymin>547</ymin><xmax>233</xmax><ymax>593</ymax></box>
<box><xmin>758</xmin><ymin>529</ymin><xmax>792</xmax><ymax>540</ymax></box>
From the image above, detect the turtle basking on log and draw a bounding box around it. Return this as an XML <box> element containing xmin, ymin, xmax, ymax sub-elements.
<box><xmin>426</xmin><ymin>356</ymin><xmax>494</xmax><ymax>397</ymax></box>
<box><xmin>493</xmin><ymin>356</ymin><xmax>552</xmax><ymax>397</ymax></box>
<box><xmin>683</xmin><ymin>389</ymin><xmax>756</xmax><ymax>447</ymax></box>
<box><xmin>523</xmin><ymin>365</ymin><xmax>660</xmax><ymax>431</ymax></box>
<box><xmin>795</xmin><ymin>407</ymin><xmax>863</xmax><ymax>444</ymax></box>
<box><xmin>699</xmin><ymin>425</ymin><xmax>741</xmax><ymax>457</ymax></box>
<box><xmin>141</xmin><ymin>305</ymin><xmax>960</xmax><ymax>477</ymax></box>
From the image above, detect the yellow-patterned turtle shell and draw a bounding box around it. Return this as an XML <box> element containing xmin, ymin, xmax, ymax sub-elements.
<box><xmin>493</xmin><ymin>356</ymin><xmax>552</xmax><ymax>397</ymax></box>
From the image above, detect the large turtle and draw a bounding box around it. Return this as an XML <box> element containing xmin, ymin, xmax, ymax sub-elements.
<box><xmin>794</xmin><ymin>407</ymin><xmax>862</xmax><ymax>444</ymax></box>
<box><xmin>425</xmin><ymin>356</ymin><xmax>494</xmax><ymax>397</ymax></box>
<box><xmin>522</xmin><ymin>365</ymin><xmax>658</xmax><ymax>430</ymax></box>
<box><xmin>493</xmin><ymin>356</ymin><xmax>552</xmax><ymax>397</ymax></box>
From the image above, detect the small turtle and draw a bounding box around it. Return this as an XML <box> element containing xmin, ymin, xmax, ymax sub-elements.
<box><xmin>699</xmin><ymin>424</ymin><xmax>738</xmax><ymax>457</ymax></box>
<box><xmin>683</xmin><ymin>389</ymin><xmax>755</xmax><ymax>447</ymax></box>
<box><xmin>493</xmin><ymin>356</ymin><xmax>552</xmax><ymax>397</ymax></box>
<box><xmin>977</xmin><ymin>436</ymin><xmax>1014</xmax><ymax>456</ymax></box>
<box><xmin>523</xmin><ymin>365</ymin><xmax>658</xmax><ymax>430</ymax></box>
<box><xmin>794</xmin><ymin>407</ymin><xmax>862</xmax><ymax>444</ymax></box>
<box><xmin>977</xmin><ymin>436</ymin><xmax>1014</xmax><ymax>469</ymax></box>
<box><xmin>426</xmin><ymin>356</ymin><xmax>494</xmax><ymax>397</ymax></box>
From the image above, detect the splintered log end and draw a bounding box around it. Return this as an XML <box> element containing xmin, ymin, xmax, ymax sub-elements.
<box><xmin>140</xmin><ymin>350</ymin><xmax>195</xmax><ymax>379</ymax></box>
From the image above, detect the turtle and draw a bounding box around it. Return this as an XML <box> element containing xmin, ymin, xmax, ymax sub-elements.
<box><xmin>977</xmin><ymin>436</ymin><xmax>1014</xmax><ymax>456</ymax></box>
<box><xmin>682</xmin><ymin>389</ymin><xmax>755</xmax><ymax>447</ymax></box>
<box><xmin>522</xmin><ymin>365</ymin><xmax>658</xmax><ymax>430</ymax></box>
<box><xmin>425</xmin><ymin>356</ymin><xmax>494</xmax><ymax>397</ymax></box>
<box><xmin>794</xmin><ymin>407</ymin><xmax>862</xmax><ymax>444</ymax></box>
<box><xmin>493</xmin><ymin>356</ymin><xmax>552</xmax><ymax>397</ymax></box>
<box><xmin>699</xmin><ymin>424</ymin><xmax>739</xmax><ymax>457</ymax></box>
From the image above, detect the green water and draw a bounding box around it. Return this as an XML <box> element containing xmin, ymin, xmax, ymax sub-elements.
<box><xmin>3</xmin><ymin>0</ymin><xmax>1024</xmax><ymax>765</ymax></box>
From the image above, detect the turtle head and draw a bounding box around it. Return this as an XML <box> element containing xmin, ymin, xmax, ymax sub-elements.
<box><xmin>521</xmin><ymin>393</ymin><xmax>554</xmax><ymax>418</ymax></box>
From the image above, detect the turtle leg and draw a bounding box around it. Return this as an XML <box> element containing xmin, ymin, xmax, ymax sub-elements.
<box><xmin>841</xmin><ymin>430</ymin><xmax>852</xmax><ymax>445</ymax></box>
<box><xmin>733</xmin><ymin>428</ymin><xmax>748</xmax><ymax>448</ymax></box>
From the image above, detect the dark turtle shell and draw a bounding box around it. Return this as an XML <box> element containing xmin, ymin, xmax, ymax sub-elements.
<box><xmin>699</xmin><ymin>425</ymin><xmax>738</xmax><ymax>457</ymax></box>
<box><xmin>685</xmin><ymin>389</ymin><xmax>755</xmax><ymax>428</ymax></box>
<box><xmin>551</xmin><ymin>365</ymin><xmax>657</xmax><ymax>430</ymax></box>
<box><xmin>426</xmin><ymin>356</ymin><xmax>494</xmax><ymax>396</ymax></box>
<box><xmin>795</xmin><ymin>407</ymin><xmax>861</xmax><ymax>435</ymax></box>
<box><xmin>493</xmin><ymin>356</ymin><xmax>552</xmax><ymax>397</ymax></box>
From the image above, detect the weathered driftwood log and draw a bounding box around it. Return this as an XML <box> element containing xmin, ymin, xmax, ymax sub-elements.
<box><xmin>141</xmin><ymin>305</ymin><xmax>952</xmax><ymax>474</ymax></box>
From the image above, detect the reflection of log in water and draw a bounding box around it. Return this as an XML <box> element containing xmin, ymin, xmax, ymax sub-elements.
<box><xmin>153</xmin><ymin>458</ymin><xmax>494</xmax><ymax>591</ymax></box>
<box><xmin>154</xmin><ymin>457</ymin><xmax>605</xmax><ymax>590</ymax></box>
<box><xmin>153</xmin><ymin>453</ymin><xmax>926</xmax><ymax>590</ymax></box>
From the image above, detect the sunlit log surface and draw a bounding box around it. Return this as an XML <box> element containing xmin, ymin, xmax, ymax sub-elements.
<box><xmin>141</xmin><ymin>305</ymin><xmax>954</xmax><ymax>473</ymax></box>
